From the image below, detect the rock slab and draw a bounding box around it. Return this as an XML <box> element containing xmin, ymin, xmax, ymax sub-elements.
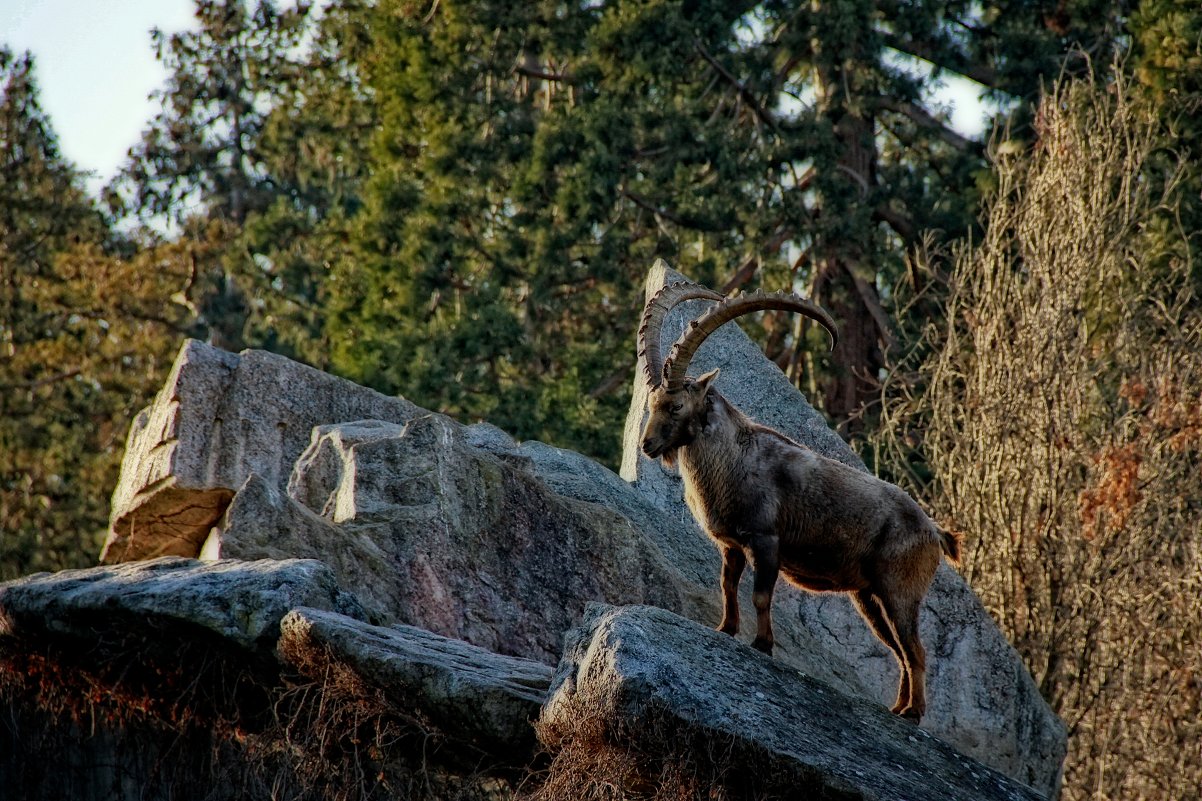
<box><xmin>103</xmin><ymin>341</ymin><xmax>421</xmax><ymax>562</ymax></box>
<box><xmin>540</xmin><ymin>604</ymin><xmax>1048</xmax><ymax>801</ymax></box>
<box><xmin>0</xmin><ymin>557</ymin><xmax>367</xmax><ymax>651</ymax></box>
<box><xmin>278</xmin><ymin>607</ymin><xmax>553</xmax><ymax>759</ymax></box>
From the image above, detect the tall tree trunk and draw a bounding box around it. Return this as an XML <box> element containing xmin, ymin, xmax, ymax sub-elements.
<box><xmin>807</xmin><ymin>10</ymin><xmax>888</xmax><ymax>436</ymax></box>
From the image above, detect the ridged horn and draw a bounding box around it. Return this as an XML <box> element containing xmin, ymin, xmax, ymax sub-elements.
<box><xmin>662</xmin><ymin>290</ymin><xmax>838</xmax><ymax>390</ymax></box>
<box><xmin>638</xmin><ymin>281</ymin><xmax>725</xmax><ymax>388</ymax></box>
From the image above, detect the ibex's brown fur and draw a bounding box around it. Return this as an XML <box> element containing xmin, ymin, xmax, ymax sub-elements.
<box><xmin>639</xmin><ymin>282</ymin><xmax>959</xmax><ymax>721</ymax></box>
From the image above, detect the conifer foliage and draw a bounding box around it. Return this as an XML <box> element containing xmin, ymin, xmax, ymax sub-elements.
<box><xmin>329</xmin><ymin>0</ymin><xmax>1124</xmax><ymax>455</ymax></box>
<box><xmin>0</xmin><ymin>50</ymin><xmax>192</xmax><ymax>578</ymax></box>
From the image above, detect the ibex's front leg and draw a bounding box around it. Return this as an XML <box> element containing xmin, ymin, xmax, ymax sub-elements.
<box><xmin>748</xmin><ymin>532</ymin><xmax>780</xmax><ymax>655</ymax></box>
<box><xmin>717</xmin><ymin>544</ymin><xmax>745</xmax><ymax>636</ymax></box>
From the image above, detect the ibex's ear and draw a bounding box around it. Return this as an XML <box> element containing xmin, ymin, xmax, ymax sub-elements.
<box><xmin>695</xmin><ymin>368</ymin><xmax>720</xmax><ymax>393</ymax></box>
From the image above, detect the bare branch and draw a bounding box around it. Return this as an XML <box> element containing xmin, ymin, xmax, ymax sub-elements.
<box><xmin>513</xmin><ymin>63</ymin><xmax>576</xmax><ymax>84</ymax></box>
<box><xmin>879</xmin><ymin>31</ymin><xmax>1003</xmax><ymax>92</ymax></box>
<box><xmin>694</xmin><ymin>40</ymin><xmax>777</xmax><ymax>130</ymax></box>
<box><xmin>874</xmin><ymin>203</ymin><xmax>917</xmax><ymax>243</ymax></box>
<box><xmin>876</xmin><ymin>97</ymin><xmax>980</xmax><ymax>154</ymax></box>
<box><xmin>621</xmin><ymin>190</ymin><xmax>691</xmax><ymax>228</ymax></box>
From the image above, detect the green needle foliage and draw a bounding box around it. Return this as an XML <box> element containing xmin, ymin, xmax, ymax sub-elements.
<box><xmin>2</xmin><ymin>0</ymin><xmax>1141</xmax><ymax>565</ymax></box>
<box><xmin>326</xmin><ymin>0</ymin><xmax>1128</xmax><ymax>464</ymax></box>
<box><xmin>0</xmin><ymin>50</ymin><xmax>195</xmax><ymax>578</ymax></box>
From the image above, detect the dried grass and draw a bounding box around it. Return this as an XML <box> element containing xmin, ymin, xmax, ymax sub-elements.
<box><xmin>873</xmin><ymin>69</ymin><xmax>1202</xmax><ymax>800</ymax></box>
<box><xmin>522</xmin><ymin>708</ymin><xmax>855</xmax><ymax>801</ymax></box>
<box><xmin>0</xmin><ymin>617</ymin><xmax>519</xmax><ymax>801</ymax></box>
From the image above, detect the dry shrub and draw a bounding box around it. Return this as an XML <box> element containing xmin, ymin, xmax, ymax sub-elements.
<box><xmin>522</xmin><ymin>709</ymin><xmax>855</xmax><ymax>801</ymax></box>
<box><xmin>874</xmin><ymin>69</ymin><xmax>1202</xmax><ymax>800</ymax></box>
<box><xmin>0</xmin><ymin>619</ymin><xmax>517</xmax><ymax>801</ymax></box>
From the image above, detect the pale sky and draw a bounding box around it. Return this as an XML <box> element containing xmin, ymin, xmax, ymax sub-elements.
<box><xmin>1</xmin><ymin>1</ymin><xmax>990</xmax><ymax>201</ymax></box>
<box><xmin>0</xmin><ymin>0</ymin><xmax>197</xmax><ymax>194</ymax></box>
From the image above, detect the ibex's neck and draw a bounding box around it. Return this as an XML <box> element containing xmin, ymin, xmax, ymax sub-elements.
<box><xmin>678</xmin><ymin>391</ymin><xmax>753</xmax><ymax>505</ymax></box>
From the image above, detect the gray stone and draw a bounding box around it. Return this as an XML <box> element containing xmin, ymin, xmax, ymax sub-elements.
<box><xmin>540</xmin><ymin>603</ymin><xmax>1047</xmax><ymax>801</ymax></box>
<box><xmin>204</xmin><ymin>474</ymin><xmax>393</xmax><ymax>624</ymax></box>
<box><xmin>278</xmin><ymin>607</ymin><xmax>553</xmax><ymax>759</ymax></box>
<box><xmin>103</xmin><ymin>340</ymin><xmax>421</xmax><ymax>563</ymax></box>
<box><xmin>0</xmin><ymin>557</ymin><xmax>368</xmax><ymax>652</ymax></box>
<box><xmin>618</xmin><ymin>260</ymin><xmax>1066</xmax><ymax>795</ymax></box>
<box><xmin>212</xmin><ymin>412</ymin><xmax>698</xmax><ymax>665</ymax></box>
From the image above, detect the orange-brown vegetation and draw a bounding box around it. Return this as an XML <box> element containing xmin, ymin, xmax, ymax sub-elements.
<box><xmin>874</xmin><ymin>73</ymin><xmax>1202</xmax><ymax>800</ymax></box>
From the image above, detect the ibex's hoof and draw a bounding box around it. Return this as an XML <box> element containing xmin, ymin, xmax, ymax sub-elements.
<box><xmin>716</xmin><ymin>623</ymin><xmax>738</xmax><ymax>637</ymax></box>
<box><xmin>751</xmin><ymin>637</ymin><xmax>774</xmax><ymax>655</ymax></box>
<box><xmin>893</xmin><ymin>706</ymin><xmax>922</xmax><ymax>723</ymax></box>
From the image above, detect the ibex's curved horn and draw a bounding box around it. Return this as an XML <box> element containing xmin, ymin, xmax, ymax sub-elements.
<box><xmin>638</xmin><ymin>281</ymin><xmax>724</xmax><ymax>387</ymax></box>
<box><xmin>663</xmin><ymin>290</ymin><xmax>838</xmax><ymax>390</ymax></box>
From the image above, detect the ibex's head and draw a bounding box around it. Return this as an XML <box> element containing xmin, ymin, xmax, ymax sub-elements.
<box><xmin>636</xmin><ymin>278</ymin><xmax>837</xmax><ymax>465</ymax></box>
<box><xmin>641</xmin><ymin>368</ymin><xmax>720</xmax><ymax>464</ymax></box>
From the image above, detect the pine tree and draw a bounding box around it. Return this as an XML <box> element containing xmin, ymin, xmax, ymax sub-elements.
<box><xmin>327</xmin><ymin>0</ymin><xmax>1127</xmax><ymax>463</ymax></box>
<box><xmin>0</xmin><ymin>49</ymin><xmax>194</xmax><ymax>578</ymax></box>
<box><xmin>236</xmin><ymin>0</ymin><xmax>377</xmax><ymax>367</ymax></box>
<box><xmin>111</xmin><ymin>0</ymin><xmax>373</xmax><ymax>364</ymax></box>
<box><xmin>111</xmin><ymin>0</ymin><xmax>311</xmax><ymax>226</ymax></box>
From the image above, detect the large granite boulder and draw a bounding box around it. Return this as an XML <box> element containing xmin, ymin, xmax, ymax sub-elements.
<box><xmin>95</xmin><ymin>277</ymin><xmax>1065</xmax><ymax>794</ymax></box>
<box><xmin>619</xmin><ymin>260</ymin><xmax>1066</xmax><ymax>796</ymax></box>
<box><xmin>102</xmin><ymin>341</ymin><xmax>422</xmax><ymax>563</ymax></box>
<box><xmin>108</xmin><ymin>340</ymin><xmax>864</xmax><ymax>696</ymax></box>
<box><xmin>214</xmin><ymin>414</ymin><xmax>869</xmax><ymax>698</ymax></box>
<box><xmin>537</xmin><ymin>603</ymin><xmax>1047</xmax><ymax>801</ymax></box>
<box><xmin>210</xmin><ymin>413</ymin><xmax>695</xmax><ymax>663</ymax></box>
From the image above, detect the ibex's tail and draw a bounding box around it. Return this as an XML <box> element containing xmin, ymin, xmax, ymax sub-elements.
<box><xmin>938</xmin><ymin>526</ymin><xmax>962</xmax><ymax>565</ymax></box>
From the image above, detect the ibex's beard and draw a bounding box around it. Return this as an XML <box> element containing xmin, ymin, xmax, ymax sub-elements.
<box><xmin>660</xmin><ymin>447</ymin><xmax>679</xmax><ymax>468</ymax></box>
<box><xmin>640</xmin><ymin>436</ymin><xmax>679</xmax><ymax>467</ymax></box>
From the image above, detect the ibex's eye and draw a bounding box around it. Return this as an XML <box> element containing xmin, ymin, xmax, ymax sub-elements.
<box><xmin>670</xmin><ymin>403</ymin><xmax>683</xmax><ymax>414</ymax></box>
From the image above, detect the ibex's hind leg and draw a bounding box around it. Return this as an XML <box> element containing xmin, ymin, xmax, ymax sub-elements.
<box><xmin>748</xmin><ymin>533</ymin><xmax>780</xmax><ymax>655</ymax></box>
<box><xmin>852</xmin><ymin>589</ymin><xmax>911</xmax><ymax>714</ymax></box>
<box><xmin>717</xmin><ymin>544</ymin><xmax>746</xmax><ymax>636</ymax></box>
<box><xmin>878</xmin><ymin>588</ymin><xmax>927</xmax><ymax>721</ymax></box>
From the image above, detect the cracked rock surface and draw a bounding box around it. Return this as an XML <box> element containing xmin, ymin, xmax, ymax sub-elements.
<box><xmin>541</xmin><ymin>604</ymin><xmax>1049</xmax><ymax>801</ymax></box>
<box><xmin>0</xmin><ymin>557</ymin><xmax>368</xmax><ymax>652</ymax></box>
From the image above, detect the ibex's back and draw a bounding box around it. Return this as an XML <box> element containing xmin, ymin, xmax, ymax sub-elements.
<box><xmin>638</xmin><ymin>280</ymin><xmax>958</xmax><ymax>721</ymax></box>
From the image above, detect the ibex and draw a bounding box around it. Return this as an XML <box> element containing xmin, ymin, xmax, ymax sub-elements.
<box><xmin>638</xmin><ymin>281</ymin><xmax>959</xmax><ymax>721</ymax></box>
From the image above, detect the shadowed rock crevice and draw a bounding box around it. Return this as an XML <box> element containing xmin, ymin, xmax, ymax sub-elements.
<box><xmin>0</xmin><ymin>561</ymin><xmax>552</xmax><ymax>801</ymax></box>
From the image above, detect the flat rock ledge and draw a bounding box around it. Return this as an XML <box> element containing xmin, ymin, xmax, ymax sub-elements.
<box><xmin>278</xmin><ymin>607</ymin><xmax>552</xmax><ymax>761</ymax></box>
<box><xmin>0</xmin><ymin>557</ymin><xmax>368</xmax><ymax>652</ymax></box>
<box><xmin>537</xmin><ymin>604</ymin><xmax>1049</xmax><ymax>801</ymax></box>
